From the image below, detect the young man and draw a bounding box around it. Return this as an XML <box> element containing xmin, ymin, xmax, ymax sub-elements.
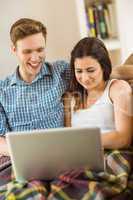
<box><xmin>0</xmin><ymin>18</ymin><xmax>71</xmax><ymax>155</ymax></box>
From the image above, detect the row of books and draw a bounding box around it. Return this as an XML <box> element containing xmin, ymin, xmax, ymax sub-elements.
<box><xmin>86</xmin><ymin>3</ymin><xmax>117</xmax><ymax>39</ymax></box>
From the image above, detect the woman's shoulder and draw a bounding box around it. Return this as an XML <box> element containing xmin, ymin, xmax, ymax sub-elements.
<box><xmin>110</xmin><ymin>79</ymin><xmax>131</xmax><ymax>92</ymax></box>
<box><xmin>110</xmin><ymin>79</ymin><xmax>132</xmax><ymax>101</ymax></box>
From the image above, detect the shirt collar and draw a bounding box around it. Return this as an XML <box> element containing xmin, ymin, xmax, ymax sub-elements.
<box><xmin>10</xmin><ymin>62</ymin><xmax>52</xmax><ymax>86</ymax></box>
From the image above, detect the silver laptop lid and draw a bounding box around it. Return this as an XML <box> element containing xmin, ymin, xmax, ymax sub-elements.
<box><xmin>6</xmin><ymin>127</ymin><xmax>104</xmax><ymax>182</ymax></box>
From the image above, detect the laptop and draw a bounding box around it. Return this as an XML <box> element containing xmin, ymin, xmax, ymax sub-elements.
<box><xmin>6</xmin><ymin>127</ymin><xmax>104</xmax><ymax>182</ymax></box>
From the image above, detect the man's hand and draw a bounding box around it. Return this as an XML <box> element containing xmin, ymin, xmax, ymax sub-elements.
<box><xmin>0</xmin><ymin>137</ymin><xmax>9</xmax><ymax>156</ymax></box>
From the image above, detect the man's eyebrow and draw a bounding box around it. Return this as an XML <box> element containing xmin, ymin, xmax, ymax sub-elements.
<box><xmin>22</xmin><ymin>47</ymin><xmax>45</xmax><ymax>52</ymax></box>
<box><xmin>37</xmin><ymin>47</ymin><xmax>45</xmax><ymax>50</ymax></box>
<box><xmin>22</xmin><ymin>49</ymin><xmax>32</xmax><ymax>53</ymax></box>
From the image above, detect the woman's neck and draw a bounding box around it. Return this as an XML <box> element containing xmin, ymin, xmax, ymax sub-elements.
<box><xmin>87</xmin><ymin>81</ymin><xmax>107</xmax><ymax>97</ymax></box>
<box><xmin>85</xmin><ymin>81</ymin><xmax>107</xmax><ymax>107</ymax></box>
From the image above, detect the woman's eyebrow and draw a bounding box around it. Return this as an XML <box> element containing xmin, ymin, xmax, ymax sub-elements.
<box><xmin>75</xmin><ymin>67</ymin><xmax>95</xmax><ymax>70</ymax></box>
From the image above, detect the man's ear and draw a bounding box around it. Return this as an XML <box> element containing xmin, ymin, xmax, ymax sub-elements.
<box><xmin>11</xmin><ymin>43</ymin><xmax>17</xmax><ymax>54</ymax></box>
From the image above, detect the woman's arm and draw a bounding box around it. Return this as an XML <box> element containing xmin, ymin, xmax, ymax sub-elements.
<box><xmin>102</xmin><ymin>80</ymin><xmax>133</xmax><ymax>149</ymax></box>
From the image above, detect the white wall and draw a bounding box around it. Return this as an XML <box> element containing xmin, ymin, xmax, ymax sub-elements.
<box><xmin>116</xmin><ymin>0</ymin><xmax>133</xmax><ymax>62</ymax></box>
<box><xmin>0</xmin><ymin>0</ymin><xmax>81</xmax><ymax>79</ymax></box>
<box><xmin>1</xmin><ymin>0</ymin><xmax>133</xmax><ymax>79</ymax></box>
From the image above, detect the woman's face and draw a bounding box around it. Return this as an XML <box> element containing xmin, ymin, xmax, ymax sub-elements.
<box><xmin>74</xmin><ymin>56</ymin><xmax>105</xmax><ymax>91</ymax></box>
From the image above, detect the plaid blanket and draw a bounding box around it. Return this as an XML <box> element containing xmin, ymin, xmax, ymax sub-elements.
<box><xmin>0</xmin><ymin>149</ymin><xmax>133</xmax><ymax>200</ymax></box>
<box><xmin>0</xmin><ymin>155</ymin><xmax>11</xmax><ymax>186</ymax></box>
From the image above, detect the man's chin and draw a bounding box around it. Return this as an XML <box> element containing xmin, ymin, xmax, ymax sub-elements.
<box><xmin>29</xmin><ymin>65</ymin><xmax>42</xmax><ymax>73</ymax></box>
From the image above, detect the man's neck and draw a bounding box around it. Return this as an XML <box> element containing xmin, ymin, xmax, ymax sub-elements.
<box><xmin>18</xmin><ymin>68</ymin><xmax>36</xmax><ymax>84</ymax></box>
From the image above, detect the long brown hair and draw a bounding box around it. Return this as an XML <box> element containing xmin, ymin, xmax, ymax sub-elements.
<box><xmin>69</xmin><ymin>37</ymin><xmax>112</xmax><ymax>111</ymax></box>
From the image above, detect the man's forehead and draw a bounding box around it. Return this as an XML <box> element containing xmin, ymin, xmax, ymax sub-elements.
<box><xmin>16</xmin><ymin>33</ymin><xmax>46</xmax><ymax>47</ymax></box>
<box><xmin>16</xmin><ymin>42</ymin><xmax>45</xmax><ymax>51</ymax></box>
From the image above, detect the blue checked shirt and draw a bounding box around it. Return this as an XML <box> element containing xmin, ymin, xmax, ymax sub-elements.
<box><xmin>0</xmin><ymin>60</ymin><xmax>71</xmax><ymax>135</ymax></box>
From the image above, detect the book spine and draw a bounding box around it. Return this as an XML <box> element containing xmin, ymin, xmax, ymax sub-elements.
<box><xmin>87</xmin><ymin>6</ymin><xmax>96</xmax><ymax>37</ymax></box>
<box><xmin>93</xmin><ymin>5</ymin><xmax>100</xmax><ymax>38</ymax></box>
<box><xmin>85</xmin><ymin>9</ymin><xmax>90</xmax><ymax>35</ymax></box>
<box><xmin>97</xmin><ymin>4</ymin><xmax>108</xmax><ymax>39</ymax></box>
<box><xmin>103</xmin><ymin>4</ymin><xmax>112</xmax><ymax>38</ymax></box>
<box><xmin>107</xmin><ymin>3</ymin><xmax>117</xmax><ymax>37</ymax></box>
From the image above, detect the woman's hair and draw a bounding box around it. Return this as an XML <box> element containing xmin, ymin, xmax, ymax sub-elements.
<box><xmin>10</xmin><ymin>18</ymin><xmax>47</xmax><ymax>46</ymax></box>
<box><xmin>69</xmin><ymin>37</ymin><xmax>112</xmax><ymax>110</ymax></box>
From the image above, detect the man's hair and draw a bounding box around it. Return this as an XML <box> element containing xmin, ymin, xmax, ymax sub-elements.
<box><xmin>10</xmin><ymin>18</ymin><xmax>47</xmax><ymax>46</ymax></box>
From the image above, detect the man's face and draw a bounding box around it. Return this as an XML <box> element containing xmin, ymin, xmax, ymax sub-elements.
<box><xmin>12</xmin><ymin>32</ymin><xmax>46</xmax><ymax>83</ymax></box>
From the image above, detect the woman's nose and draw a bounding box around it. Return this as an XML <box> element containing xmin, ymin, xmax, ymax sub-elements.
<box><xmin>81</xmin><ymin>73</ymin><xmax>89</xmax><ymax>82</ymax></box>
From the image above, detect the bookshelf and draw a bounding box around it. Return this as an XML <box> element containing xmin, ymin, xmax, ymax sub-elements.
<box><xmin>0</xmin><ymin>0</ymin><xmax>133</xmax><ymax>78</ymax></box>
<box><xmin>75</xmin><ymin>0</ymin><xmax>122</xmax><ymax>66</ymax></box>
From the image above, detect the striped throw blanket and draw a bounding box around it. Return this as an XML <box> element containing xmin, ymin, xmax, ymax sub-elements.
<box><xmin>0</xmin><ymin>149</ymin><xmax>133</xmax><ymax>200</ymax></box>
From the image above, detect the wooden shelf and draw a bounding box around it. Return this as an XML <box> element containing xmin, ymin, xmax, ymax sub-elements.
<box><xmin>102</xmin><ymin>38</ymin><xmax>121</xmax><ymax>51</ymax></box>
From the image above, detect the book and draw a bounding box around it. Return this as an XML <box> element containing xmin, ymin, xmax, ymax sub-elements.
<box><xmin>93</xmin><ymin>5</ymin><xmax>101</xmax><ymax>38</ymax></box>
<box><xmin>97</xmin><ymin>4</ymin><xmax>108</xmax><ymax>39</ymax></box>
<box><xmin>85</xmin><ymin>9</ymin><xmax>90</xmax><ymax>35</ymax></box>
<box><xmin>87</xmin><ymin>6</ymin><xmax>96</xmax><ymax>37</ymax></box>
<box><xmin>103</xmin><ymin>3</ymin><xmax>112</xmax><ymax>38</ymax></box>
<box><xmin>107</xmin><ymin>3</ymin><xmax>117</xmax><ymax>37</ymax></box>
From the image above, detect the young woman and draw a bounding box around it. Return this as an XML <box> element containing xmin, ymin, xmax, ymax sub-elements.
<box><xmin>63</xmin><ymin>37</ymin><xmax>132</xmax><ymax>149</ymax></box>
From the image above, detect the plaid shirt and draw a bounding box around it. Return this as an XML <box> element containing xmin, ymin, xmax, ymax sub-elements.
<box><xmin>0</xmin><ymin>60</ymin><xmax>70</xmax><ymax>135</ymax></box>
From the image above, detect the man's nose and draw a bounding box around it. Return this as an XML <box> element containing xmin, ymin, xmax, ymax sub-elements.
<box><xmin>30</xmin><ymin>52</ymin><xmax>39</xmax><ymax>61</ymax></box>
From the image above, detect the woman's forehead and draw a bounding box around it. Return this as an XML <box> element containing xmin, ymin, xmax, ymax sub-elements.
<box><xmin>74</xmin><ymin>56</ymin><xmax>100</xmax><ymax>69</ymax></box>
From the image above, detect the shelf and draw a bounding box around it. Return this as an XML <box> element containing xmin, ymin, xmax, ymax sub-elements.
<box><xmin>102</xmin><ymin>38</ymin><xmax>121</xmax><ymax>51</ymax></box>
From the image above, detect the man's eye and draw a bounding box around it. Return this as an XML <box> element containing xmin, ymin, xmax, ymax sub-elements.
<box><xmin>23</xmin><ymin>50</ymin><xmax>32</xmax><ymax>54</ymax></box>
<box><xmin>37</xmin><ymin>48</ymin><xmax>45</xmax><ymax>52</ymax></box>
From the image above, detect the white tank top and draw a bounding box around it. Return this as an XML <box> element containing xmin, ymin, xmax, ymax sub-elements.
<box><xmin>71</xmin><ymin>79</ymin><xmax>116</xmax><ymax>134</ymax></box>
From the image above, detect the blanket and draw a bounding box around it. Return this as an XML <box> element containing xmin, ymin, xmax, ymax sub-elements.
<box><xmin>0</xmin><ymin>149</ymin><xmax>133</xmax><ymax>200</ymax></box>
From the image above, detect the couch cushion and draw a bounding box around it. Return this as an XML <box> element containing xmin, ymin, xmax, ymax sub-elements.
<box><xmin>124</xmin><ymin>54</ymin><xmax>133</xmax><ymax>65</ymax></box>
<box><xmin>111</xmin><ymin>65</ymin><xmax>133</xmax><ymax>89</ymax></box>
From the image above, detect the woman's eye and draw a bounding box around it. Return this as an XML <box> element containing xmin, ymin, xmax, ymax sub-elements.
<box><xmin>75</xmin><ymin>70</ymin><xmax>82</xmax><ymax>73</ymax></box>
<box><xmin>87</xmin><ymin>70</ymin><xmax>95</xmax><ymax>73</ymax></box>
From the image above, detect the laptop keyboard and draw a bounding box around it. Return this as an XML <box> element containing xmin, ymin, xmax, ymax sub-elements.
<box><xmin>0</xmin><ymin>154</ymin><xmax>11</xmax><ymax>170</ymax></box>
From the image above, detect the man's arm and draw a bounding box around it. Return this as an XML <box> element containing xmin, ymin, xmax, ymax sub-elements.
<box><xmin>61</xmin><ymin>61</ymin><xmax>71</xmax><ymax>82</ymax></box>
<box><xmin>0</xmin><ymin>103</ymin><xmax>10</xmax><ymax>155</ymax></box>
<box><xmin>53</xmin><ymin>60</ymin><xmax>71</xmax><ymax>82</ymax></box>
